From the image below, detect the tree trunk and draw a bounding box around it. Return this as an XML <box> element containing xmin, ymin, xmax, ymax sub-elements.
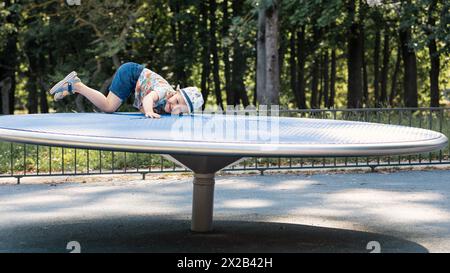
<box><xmin>199</xmin><ymin>0</ymin><xmax>211</xmax><ymax>107</ymax></box>
<box><xmin>278</xmin><ymin>28</ymin><xmax>286</xmax><ymax>81</ymax></box>
<box><xmin>289</xmin><ymin>30</ymin><xmax>298</xmax><ymax>107</ymax></box>
<box><xmin>323</xmin><ymin>51</ymin><xmax>329</xmax><ymax>108</ymax></box>
<box><xmin>39</xmin><ymin>77</ymin><xmax>49</xmax><ymax>113</ymax></box>
<box><xmin>318</xmin><ymin>56</ymin><xmax>323</xmax><ymax>107</ymax></box>
<box><xmin>346</xmin><ymin>0</ymin><xmax>363</xmax><ymax>109</ymax></box>
<box><xmin>310</xmin><ymin>59</ymin><xmax>319</xmax><ymax>109</ymax></box>
<box><xmin>38</xmin><ymin>52</ymin><xmax>49</xmax><ymax>113</ymax></box>
<box><xmin>428</xmin><ymin>36</ymin><xmax>439</xmax><ymax>107</ymax></box>
<box><xmin>222</xmin><ymin>0</ymin><xmax>233</xmax><ymax>107</ymax></box>
<box><xmin>256</xmin><ymin>4</ymin><xmax>266</xmax><ymax>106</ymax></box>
<box><xmin>389</xmin><ymin>45</ymin><xmax>401</xmax><ymax>106</ymax></box>
<box><xmin>310</xmin><ymin>26</ymin><xmax>321</xmax><ymax>109</ymax></box>
<box><xmin>177</xmin><ymin>3</ymin><xmax>190</xmax><ymax>86</ymax></box>
<box><xmin>25</xmin><ymin>40</ymin><xmax>39</xmax><ymax>114</ymax></box>
<box><xmin>427</xmin><ymin>0</ymin><xmax>440</xmax><ymax>107</ymax></box>
<box><xmin>296</xmin><ymin>27</ymin><xmax>307</xmax><ymax>109</ymax></box>
<box><xmin>26</xmin><ymin>73</ymin><xmax>38</xmax><ymax>114</ymax></box>
<box><xmin>0</xmin><ymin>78</ymin><xmax>11</xmax><ymax>114</ymax></box>
<box><xmin>361</xmin><ymin>27</ymin><xmax>368</xmax><ymax>107</ymax></box>
<box><xmin>209</xmin><ymin>0</ymin><xmax>224</xmax><ymax>109</ymax></box>
<box><xmin>399</xmin><ymin>27</ymin><xmax>418</xmax><ymax>107</ymax></box>
<box><xmin>380</xmin><ymin>27</ymin><xmax>390</xmax><ymax>106</ymax></box>
<box><xmin>231</xmin><ymin>0</ymin><xmax>249</xmax><ymax>106</ymax></box>
<box><xmin>328</xmin><ymin>50</ymin><xmax>336</xmax><ymax>108</ymax></box>
<box><xmin>0</xmin><ymin>0</ymin><xmax>18</xmax><ymax>114</ymax></box>
<box><xmin>169</xmin><ymin>1</ymin><xmax>179</xmax><ymax>83</ymax></box>
<box><xmin>373</xmin><ymin>29</ymin><xmax>381</xmax><ymax>106</ymax></box>
<box><xmin>346</xmin><ymin>31</ymin><xmax>363</xmax><ymax>108</ymax></box>
<box><xmin>263</xmin><ymin>0</ymin><xmax>280</xmax><ymax>105</ymax></box>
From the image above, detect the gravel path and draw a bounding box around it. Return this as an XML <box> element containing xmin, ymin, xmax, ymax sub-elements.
<box><xmin>0</xmin><ymin>169</ymin><xmax>449</xmax><ymax>252</ymax></box>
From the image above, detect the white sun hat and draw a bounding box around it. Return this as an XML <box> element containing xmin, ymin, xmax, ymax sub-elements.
<box><xmin>177</xmin><ymin>86</ymin><xmax>204</xmax><ymax>113</ymax></box>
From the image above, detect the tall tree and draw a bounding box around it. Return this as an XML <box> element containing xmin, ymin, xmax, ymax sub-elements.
<box><xmin>296</xmin><ymin>27</ymin><xmax>307</xmax><ymax>109</ymax></box>
<box><xmin>347</xmin><ymin>0</ymin><xmax>364</xmax><ymax>108</ymax></box>
<box><xmin>199</xmin><ymin>0</ymin><xmax>211</xmax><ymax>108</ymax></box>
<box><xmin>399</xmin><ymin>1</ymin><xmax>418</xmax><ymax>107</ymax></box>
<box><xmin>310</xmin><ymin>26</ymin><xmax>321</xmax><ymax>109</ymax></box>
<box><xmin>222</xmin><ymin>0</ymin><xmax>233</xmax><ymax>107</ymax></box>
<box><xmin>425</xmin><ymin>0</ymin><xmax>440</xmax><ymax>107</ymax></box>
<box><xmin>361</xmin><ymin>27</ymin><xmax>369</xmax><ymax>107</ymax></box>
<box><xmin>257</xmin><ymin>0</ymin><xmax>280</xmax><ymax>106</ymax></box>
<box><xmin>231</xmin><ymin>0</ymin><xmax>250</xmax><ymax>106</ymax></box>
<box><xmin>25</xmin><ymin>40</ymin><xmax>39</xmax><ymax>114</ymax></box>
<box><xmin>0</xmin><ymin>0</ymin><xmax>18</xmax><ymax>114</ymax></box>
<box><xmin>264</xmin><ymin>0</ymin><xmax>280</xmax><ymax>106</ymax></box>
<box><xmin>209</xmin><ymin>0</ymin><xmax>224</xmax><ymax>109</ymax></box>
<box><xmin>322</xmin><ymin>51</ymin><xmax>330</xmax><ymax>108</ymax></box>
<box><xmin>390</xmin><ymin>44</ymin><xmax>402</xmax><ymax>106</ymax></box>
<box><xmin>399</xmin><ymin>28</ymin><xmax>418</xmax><ymax>107</ymax></box>
<box><xmin>169</xmin><ymin>0</ymin><xmax>196</xmax><ymax>87</ymax></box>
<box><xmin>256</xmin><ymin>1</ymin><xmax>266</xmax><ymax>106</ymax></box>
<box><xmin>328</xmin><ymin>50</ymin><xmax>337</xmax><ymax>108</ymax></box>
<box><xmin>380</xmin><ymin>25</ymin><xmax>390</xmax><ymax>106</ymax></box>
<box><xmin>289</xmin><ymin>30</ymin><xmax>298</xmax><ymax>107</ymax></box>
<box><xmin>360</xmin><ymin>3</ymin><xmax>369</xmax><ymax>107</ymax></box>
<box><xmin>373</xmin><ymin>27</ymin><xmax>381</xmax><ymax>106</ymax></box>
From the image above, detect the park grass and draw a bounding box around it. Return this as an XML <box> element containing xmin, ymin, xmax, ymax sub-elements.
<box><xmin>0</xmin><ymin>109</ymin><xmax>448</xmax><ymax>176</ymax></box>
<box><xmin>0</xmin><ymin>145</ymin><xmax>183</xmax><ymax>176</ymax></box>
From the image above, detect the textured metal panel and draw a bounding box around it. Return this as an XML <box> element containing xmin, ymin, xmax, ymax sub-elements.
<box><xmin>0</xmin><ymin>112</ymin><xmax>447</xmax><ymax>156</ymax></box>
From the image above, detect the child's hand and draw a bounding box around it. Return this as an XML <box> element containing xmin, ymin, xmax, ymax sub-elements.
<box><xmin>145</xmin><ymin>112</ymin><xmax>161</xmax><ymax>119</ymax></box>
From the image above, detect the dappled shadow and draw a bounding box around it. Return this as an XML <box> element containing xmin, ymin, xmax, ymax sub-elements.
<box><xmin>0</xmin><ymin>217</ymin><xmax>427</xmax><ymax>253</ymax></box>
<box><xmin>0</xmin><ymin>170</ymin><xmax>449</xmax><ymax>252</ymax></box>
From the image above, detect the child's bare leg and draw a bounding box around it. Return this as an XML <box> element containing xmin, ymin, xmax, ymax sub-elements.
<box><xmin>74</xmin><ymin>82</ymin><xmax>122</xmax><ymax>113</ymax></box>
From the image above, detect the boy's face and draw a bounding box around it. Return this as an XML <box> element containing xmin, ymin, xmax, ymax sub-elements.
<box><xmin>164</xmin><ymin>92</ymin><xmax>188</xmax><ymax>115</ymax></box>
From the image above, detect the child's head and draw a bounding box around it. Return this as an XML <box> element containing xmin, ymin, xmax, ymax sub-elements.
<box><xmin>163</xmin><ymin>85</ymin><xmax>204</xmax><ymax>115</ymax></box>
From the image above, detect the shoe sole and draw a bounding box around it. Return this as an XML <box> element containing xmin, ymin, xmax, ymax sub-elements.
<box><xmin>49</xmin><ymin>71</ymin><xmax>77</xmax><ymax>95</ymax></box>
<box><xmin>54</xmin><ymin>91</ymin><xmax>71</xmax><ymax>102</ymax></box>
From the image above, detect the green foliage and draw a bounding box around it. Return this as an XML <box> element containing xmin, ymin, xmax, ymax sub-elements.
<box><xmin>0</xmin><ymin>0</ymin><xmax>449</xmax><ymax>113</ymax></box>
<box><xmin>0</xmin><ymin>1</ymin><xmax>18</xmax><ymax>51</ymax></box>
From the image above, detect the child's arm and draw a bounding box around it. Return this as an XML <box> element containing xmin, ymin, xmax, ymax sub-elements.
<box><xmin>142</xmin><ymin>92</ymin><xmax>161</xmax><ymax>119</ymax></box>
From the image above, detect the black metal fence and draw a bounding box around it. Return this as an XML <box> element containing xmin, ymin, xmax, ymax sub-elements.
<box><xmin>1</xmin><ymin>107</ymin><xmax>448</xmax><ymax>184</ymax></box>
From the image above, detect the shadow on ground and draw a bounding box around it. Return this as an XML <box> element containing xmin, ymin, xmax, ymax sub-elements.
<box><xmin>0</xmin><ymin>216</ymin><xmax>427</xmax><ymax>253</ymax></box>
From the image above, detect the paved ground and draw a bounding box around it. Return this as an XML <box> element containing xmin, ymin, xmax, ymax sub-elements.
<box><xmin>0</xmin><ymin>168</ymin><xmax>449</xmax><ymax>253</ymax></box>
